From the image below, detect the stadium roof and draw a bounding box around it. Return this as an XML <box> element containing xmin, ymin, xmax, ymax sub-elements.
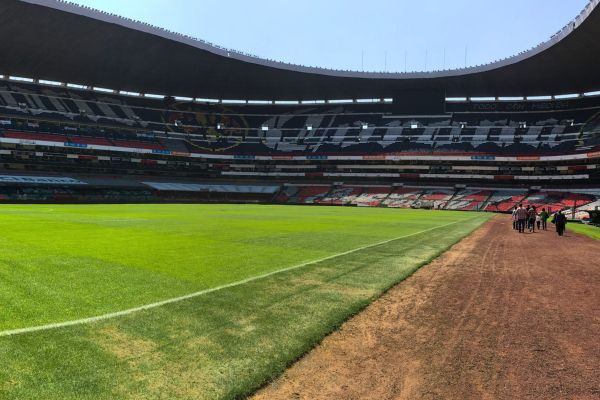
<box><xmin>1</xmin><ymin>0</ymin><xmax>600</xmax><ymax>101</ymax></box>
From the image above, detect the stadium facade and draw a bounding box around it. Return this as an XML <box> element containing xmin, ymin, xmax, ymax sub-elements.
<box><xmin>0</xmin><ymin>0</ymin><xmax>599</xmax><ymax>217</ymax></box>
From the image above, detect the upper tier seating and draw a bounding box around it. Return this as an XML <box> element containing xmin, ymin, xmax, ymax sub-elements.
<box><xmin>1</xmin><ymin>80</ymin><xmax>600</xmax><ymax>156</ymax></box>
<box><xmin>0</xmin><ymin>130</ymin><xmax>167</xmax><ymax>151</ymax></box>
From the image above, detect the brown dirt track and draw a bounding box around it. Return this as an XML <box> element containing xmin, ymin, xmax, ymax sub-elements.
<box><xmin>252</xmin><ymin>216</ymin><xmax>600</xmax><ymax>400</ymax></box>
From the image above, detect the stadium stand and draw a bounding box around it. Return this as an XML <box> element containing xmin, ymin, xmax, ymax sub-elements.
<box><xmin>566</xmin><ymin>192</ymin><xmax>600</xmax><ymax>219</ymax></box>
<box><xmin>381</xmin><ymin>188</ymin><xmax>424</xmax><ymax>208</ymax></box>
<box><xmin>351</xmin><ymin>186</ymin><xmax>392</xmax><ymax>207</ymax></box>
<box><xmin>292</xmin><ymin>186</ymin><xmax>332</xmax><ymax>204</ymax></box>
<box><xmin>523</xmin><ymin>191</ymin><xmax>597</xmax><ymax>213</ymax></box>
<box><xmin>2</xmin><ymin>80</ymin><xmax>600</xmax><ymax>159</ymax></box>
<box><xmin>484</xmin><ymin>190</ymin><xmax>529</xmax><ymax>212</ymax></box>
<box><xmin>415</xmin><ymin>189</ymin><xmax>456</xmax><ymax>209</ymax></box>
<box><xmin>445</xmin><ymin>190</ymin><xmax>494</xmax><ymax>211</ymax></box>
<box><xmin>0</xmin><ymin>0</ymin><xmax>599</xmax><ymax>216</ymax></box>
<box><xmin>315</xmin><ymin>187</ymin><xmax>364</xmax><ymax>206</ymax></box>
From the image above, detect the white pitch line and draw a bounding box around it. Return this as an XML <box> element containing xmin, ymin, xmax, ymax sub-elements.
<box><xmin>0</xmin><ymin>217</ymin><xmax>479</xmax><ymax>338</ymax></box>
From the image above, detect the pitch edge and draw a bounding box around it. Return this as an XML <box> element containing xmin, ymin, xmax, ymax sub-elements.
<box><xmin>0</xmin><ymin>216</ymin><xmax>483</xmax><ymax>338</ymax></box>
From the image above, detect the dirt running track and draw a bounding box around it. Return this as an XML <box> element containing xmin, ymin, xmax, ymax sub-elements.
<box><xmin>252</xmin><ymin>217</ymin><xmax>600</xmax><ymax>400</ymax></box>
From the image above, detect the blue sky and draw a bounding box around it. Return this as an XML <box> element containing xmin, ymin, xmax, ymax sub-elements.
<box><xmin>70</xmin><ymin>0</ymin><xmax>589</xmax><ymax>72</ymax></box>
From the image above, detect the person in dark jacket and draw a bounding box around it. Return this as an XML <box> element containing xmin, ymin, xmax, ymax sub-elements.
<box><xmin>540</xmin><ymin>208</ymin><xmax>549</xmax><ymax>231</ymax></box>
<box><xmin>528</xmin><ymin>206</ymin><xmax>537</xmax><ymax>232</ymax></box>
<box><xmin>553</xmin><ymin>211</ymin><xmax>567</xmax><ymax>236</ymax></box>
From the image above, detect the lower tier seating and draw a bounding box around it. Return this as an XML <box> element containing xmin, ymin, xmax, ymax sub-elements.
<box><xmin>273</xmin><ymin>185</ymin><xmax>600</xmax><ymax>219</ymax></box>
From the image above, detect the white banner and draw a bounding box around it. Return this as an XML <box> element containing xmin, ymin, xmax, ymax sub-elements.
<box><xmin>0</xmin><ymin>175</ymin><xmax>86</xmax><ymax>185</ymax></box>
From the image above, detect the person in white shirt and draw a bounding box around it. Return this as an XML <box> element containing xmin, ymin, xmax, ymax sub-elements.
<box><xmin>516</xmin><ymin>204</ymin><xmax>528</xmax><ymax>233</ymax></box>
<box><xmin>511</xmin><ymin>206</ymin><xmax>518</xmax><ymax>230</ymax></box>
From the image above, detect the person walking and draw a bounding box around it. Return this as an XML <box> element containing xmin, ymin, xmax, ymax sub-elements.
<box><xmin>528</xmin><ymin>206</ymin><xmax>537</xmax><ymax>232</ymax></box>
<box><xmin>516</xmin><ymin>204</ymin><xmax>528</xmax><ymax>233</ymax></box>
<box><xmin>554</xmin><ymin>210</ymin><xmax>567</xmax><ymax>236</ymax></box>
<box><xmin>540</xmin><ymin>208</ymin><xmax>549</xmax><ymax>231</ymax></box>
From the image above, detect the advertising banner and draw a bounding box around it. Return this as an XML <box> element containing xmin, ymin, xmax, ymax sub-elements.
<box><xmin>0</xmin><ymin>175</ymin><xmax>86</xmax><ymax>185</ymax></box>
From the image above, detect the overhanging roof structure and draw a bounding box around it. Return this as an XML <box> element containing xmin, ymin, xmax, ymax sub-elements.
<box><xmin>1</xmin><ymin>0</ymin><xmax>599</xmax><ymax>100</ymax></box>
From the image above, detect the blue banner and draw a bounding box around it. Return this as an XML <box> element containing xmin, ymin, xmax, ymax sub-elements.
<box><xmin>152</xmin><ymin>149</ymin><xmax>171</xmax><ymax>155</ymax></box>
<box><xmin>64</xmin><ymin>142</ymin><xmax>88</xmax><ymax>148</ymax></box>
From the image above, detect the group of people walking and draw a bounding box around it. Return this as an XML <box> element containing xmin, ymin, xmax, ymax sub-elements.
<box><xmin>511</xmin><ymin>204</ymin><xmax>567</xmax><ymax>236</ymax></box>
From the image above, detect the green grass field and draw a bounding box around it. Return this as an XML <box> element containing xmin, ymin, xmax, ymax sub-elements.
<box><xmin>568</xmin><ymin>222</ymin><xmax>600</xmax><ymax>240</ymax></box>
<box><xmin>0</xmin><ymin>204</ymin><xmax>491</xmax><ymax>400</ymax></box>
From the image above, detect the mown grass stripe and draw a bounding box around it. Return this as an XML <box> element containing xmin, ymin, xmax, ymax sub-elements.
<box><xmin>0</xmin><ymin>217</ymin><xmax>477</xmax><ymax>338</ymax></box>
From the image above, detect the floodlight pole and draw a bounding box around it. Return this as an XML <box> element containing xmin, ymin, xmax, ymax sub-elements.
<box><xmin>443</xmin><ymin>48</ymin><xmax>446</xmax><ymax>70</ymax></box>
<box><xmin>361</xmin><ymin>50</ymin><xmax>364</xmax><ymax>71</ymax></box>
<box><xmin>384</xmin><ymin>51</ymin><xmax>387</xmax><ymax>72</ymax></box>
